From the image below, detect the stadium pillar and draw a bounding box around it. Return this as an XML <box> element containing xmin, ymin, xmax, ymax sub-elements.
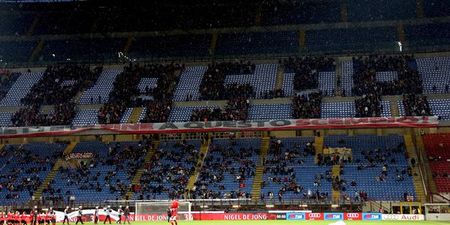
<box><xmin>340</xmin><ymin>1</ymin><xmax>348</xmax><ymax>22</ymax></box>
<box><xmin>416</xmin><ymin>0</ymin><xmax>424</xmax><ymax>18</ymax></box>
<box><xmin>298</xmin><ymin>30</ymin><xmax>306</xmax><ymax>51</ymax></box>
<box><xmin>209</xmin><ymin>32</ymin><xmax>219</xmax><ymax>56</ymax></box>
<box><xmin>123</xmin><ymin>35</ymin><xmax>135</xmax><ymax>55</ymax></box>
<box><xmin>26</xmin><ymin>15</ymin><xmax>40</xmax><ymax>37</ymax></box>
<box><xmin>29</xmin><ymin>39</ymin><xmax>45</xmax><ymax>63</ymax></box>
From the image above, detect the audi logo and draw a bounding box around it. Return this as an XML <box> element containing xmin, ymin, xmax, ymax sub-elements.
<box><xmin>347</xmin><ymin>213</ymin><xmax>360</xmax><ymax>217</ymax></box>
<box><xmin>309</xmin><ymin>213</ymin><xmax>322</xmax><ymax>217</ymax></box>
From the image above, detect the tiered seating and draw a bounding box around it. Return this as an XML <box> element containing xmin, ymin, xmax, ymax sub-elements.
<box><xmin>282</xmin><ymin>73</ymin><xmax>295</xmax><ymax>96</ymax></box>
<box><xmin>168</xmin><ymin>105</ymin><xmax>219</xmax><ymax>122</ymax></box>
<box><xmin>45</xmin><ymin>141</ymin><xmax>146</xmax><ymax>203</ymax></box>
<box><xmin>0</xmin><ymin>112</ymin><xmax>12</xmax><ymax>127</ymax></box>
<box><xmin>0</xmin><ymin>142</ymin><xmax>66</xmax><ymax>205</ymax></box>
<box><xmin>318</xmin><ymin>72</ymin><xmax>336</xmax><ymax>96</ymax></box>
<box><xmin>248</xmin><ymin>104</ymin><xmax>292</xmax><ymax>120</ymax></box>
<box><xmin>423</xmin><ymin>134</ymin><xmax>450</xmax><ymax>192</ymax></box>
<box><xmin>405</xmin><ymin>23</ymin><xmax>450</xmax><ymax>49</ymax></box>
<box><xmin>120</xmin><ymin>108</ymin><xmax>134</xmax><ymax>123</ymax></box>
<box><xmin>306</xmin><ymin>27</ymin><xmax>397</xmax><ymax>53</ymax></box>
<box><xmin>347</xmin><ymin>0</ymin><xmax>415</xmax><ymax>21</ymax></box>
<box><xmin>72</xmin><ymin>109</ymin><xmax>99</xmax><ymax>126</ymax></box>
<box><xmin>79</xmin><ymin>69</ymin><xmax>121</xmax><ymax>104</ymax></box>
<box><xmin>221</xmin><ymin>64</ymin><xmax>277</xmax><ymax>98</ymax></box>
<box><xmin>429</xmin><ymin>99</ymin><xmax>450</xmax><ymax>120</ymax></box>
<box><xmin>324</xmin><ymin>135</ymin><xmax>416</xmax><ymax>200</ymax></box>
<box><xmin>40</xmin><ymin>39</ymin><xmax>125</xmax><ymax>62</ymax></box>
<box><xmin>0</xmin><ymin>41</ymin><xmax>37</xmax><ymax>63</ymax></box>
<box><xmin>380</xmin><ymin>101</ymin><xmax>392</xmax><ymax>117</ymax></box>
<box><xmin>193</xmin><ymin>139</ymin><xmax>259</xmax><ymax>199</ymax></box>
<box><xmin>262</xmin><ymin>137</ymin><xmax>330</xmax><ymax>202</ymax></box>
<box><xmin>173</xmin><ymin>66</ymin><xmax>208</xmax><ymax>102</ymax></box>
<box><xmin>416</xmin><ymin>57</ymin><xmax>450</xmax><ymax>93</ymax></box>
<box><xmin>376</xmin><ymin>71</ymin><xmax>398</xmax><ymax>82</ymax></box>
<box><xmin>0</xmin><ymin>72</ymin><xmax>44</xmax><ymax>106</ymax></box>
<box><xmin>128</xmin><ymin>35</ymin><xmax>210</xmax><ymax>59</ymax></box>
<box><xmin>136</xmin><ymin>140</ymin><xmax>201</xmax><ymax>200</ymax></box>
<box><xmin>261</xmin><ymin>1</ymin><xmax>339</xmax><ymax>25</ymax></box>
<box><xmin>341</xmin><ymin>61</ymin><xmax>354</xmax><ymax>96</ymax></box>
<box><xmin>424</xmin><ymin>0</ymin><xmax>450</xmax><ymax>17</ymax></box>
<box><xmin>138</xmin><ymin>78</ymin><xmax>158</xmax><ymax>93</ymax></box>
<box><xmin>321</xmin><ymin>102</ymin><xmax>356</xmax><ymax>118</ymax></box>
<box><xmin>216</xmin><ymin>32</ymin><xmax>298</xmax><ymax>55</ymax></box>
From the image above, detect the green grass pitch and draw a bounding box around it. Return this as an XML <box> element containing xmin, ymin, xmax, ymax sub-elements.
<box><xmin>64</xmin><ymin>221</ymin><xmax>449</xmax><ymax>225</ymax></box>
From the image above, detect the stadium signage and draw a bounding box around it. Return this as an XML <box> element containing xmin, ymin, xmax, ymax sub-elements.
<box><xmin>382</xmin><ymin>214</ymin><xmax>424</xmax><ymax>221</ymax></box>
<box><xmin>344</xmin><ymin>212</ymin><xmax>362</xmax><ymax>220</ymax></box>
<box><xmin>0</xmin><ymin>116</ymin><xmax>439</xmax><ymax>137</ymax></box>
<box><xmin>324</xmin><ymin>213</ymin><xmax>344</xmax><ymax>220</ymax></box>
<box><xmin>286</xmin><ymin>212</ymin><xmax>306</xmax><ymax>220</ymax></box>
<box><xmin>306</xmin><ymin>212</ymin><xmax>324</xmax><ymax>220</ymax></box>
<box><xmin>362</xmin><ymin>213</ymin><xmax>382</xmax><ymax>220</ymax></box>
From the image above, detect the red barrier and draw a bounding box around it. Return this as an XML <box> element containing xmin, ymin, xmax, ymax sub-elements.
<box><xmin>306</xmin><ymin>212</ymin><xmax>324</xmax><ymax>220</ymax></box>
<box><xmin>344</xmin><ymin>212</ymin><xmax>362</xmax><ymax>220</ymax></box>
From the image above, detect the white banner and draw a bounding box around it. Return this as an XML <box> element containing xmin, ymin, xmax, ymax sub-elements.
<box><xmin>382</xmin><ymin>214</ymin><xmax>424</xmax><ymax>221</ymax></box>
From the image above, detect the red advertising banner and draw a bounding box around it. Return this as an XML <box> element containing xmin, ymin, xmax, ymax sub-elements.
<box><xmin>344</xmin><ymin>212</ymin><xmax>362</xmax><ymax>220</ymax></box>
<box><xmin>306</xmin><ymin>212</ymin><xmax>324</xmax><ymax>220</ymax></box>
<box><xmin>0</xmin><ymin>116</ymin><xmax>439</xmax><ymax>138</ymax></box>
<box><xmin>193</xmin><ymin>213</ymin><xmax>274</xmax><ymax>220</ymax></box>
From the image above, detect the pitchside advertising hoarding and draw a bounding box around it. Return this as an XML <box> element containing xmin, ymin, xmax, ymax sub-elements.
<box><xmin>49</xmin><ymin>210</ymin><xmax>424</xmax><ymax>221</ymax></box>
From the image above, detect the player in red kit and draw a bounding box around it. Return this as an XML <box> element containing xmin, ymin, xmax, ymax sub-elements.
<box><xmin>169</xmin><ymin>200</ymin><xmax>179</xmax><ymax>225</ymax></box>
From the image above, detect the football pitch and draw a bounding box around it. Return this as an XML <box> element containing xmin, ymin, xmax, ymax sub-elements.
<box><xmin>65</xmin><ymin>221</ymin><xmax>449</xmax><ymax>225</ymax></box>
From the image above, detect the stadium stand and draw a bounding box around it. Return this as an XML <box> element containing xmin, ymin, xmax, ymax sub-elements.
<box><xmin>134</xmin><ymin>140</ymin><xmax>201</xmax><ymax>200</ymax></box>
<box><xmin>43</xmin><ymin>141</ymin><xmax>147</xmax><ymax>204</ymax></box>
<box><xmin>216</xmin><ymin>32</ymin><xmax>298</xmax><ymax>55</ymax></box>
<box><xmin>423</xmin><ymin>134</ymin><xmax>450</xmax><ymax>192</ymax></box>
<box><xmin>0</xmin><ymin>142</ymin><xmax>66</xmax><ymax>205</ymax></box>
<box><xmin>192</xmin><ymin>138</ymin><xmax>259</xmax><ymax>199</ymax></box>
<box><xmin>79</xmin><ymin>69</ymin><xmax>122</xmax><ymax>104</ymax></box>
<box><xmin>324</xmin><ymin>135</ymin><xmax>416</xmax><ymax>201</ymax></box>
<box><xmin>0</xmin><ymin>72</ymin><xmax>44</xmax><ymax>106</ymax></box>
<box><xmin>261</xmin><ymin>137</ymin><xmax>330</xmax><ymax>203</ymax></box>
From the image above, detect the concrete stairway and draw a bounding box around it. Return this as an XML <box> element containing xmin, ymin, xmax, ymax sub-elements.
<box><xmin>124</xmin><ymin>141</ymin><xmax>159</xmax><ymax>200</ymax></box>
<box><xmin>128</xmin><ymin>107</ymin><xmax>144</xmax><ymax>123</ymax></box>
<box><xmin>186</xmin><ymin>139</ymin><xmax>211</xmax><ymax>193</ymax></box>
<box><xmin>314</xmin><ymin>136</ymin><xmax>324</xmax><ymax>163</ymax></box>
<box><xmin>32</xmin><ymin>141</ymin><xmax>78</xmax><ymax>201</ymax></box>
<box><xmin>331</xmin><ymin>165</ymin><xmax>341</xmax><ymax>203</ymax></box>
<box><xmin>274</xmin><ymin>64</ymin><xmax>285</xmax><ymax>90</ymax></box>
<box><xmin>403</xmin><ymin>134</ymin><xmax>426</xmax><ymax>202</ymax></box>
<box><xmin>251</xmin><ymin>137</ymin><xmax>270</xmax><ymax>202</ymax></box>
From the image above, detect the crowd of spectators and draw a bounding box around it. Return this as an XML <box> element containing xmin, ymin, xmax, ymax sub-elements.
<box><xmin>199</xmin><ymin>61</ymin><xmax>255</xmax><ymax>100</ymax></box>
<box><xmin>1</xmin><ymin>144</ymin><xmax>62</xmax><ymax>201</ymax></box>
<box><xmin>292</xmin><ymin>92</ymin><xmax>322</xmax><ymax>119</ymax></box>
<box><xmin>262</xmin><ymin>138</ymin><xmax>329</xmax><ymax>202</ymax></box>
<box><xmin>21</xmin><ymin>65</ymin><xmax>102</xmax><ymax>106</ymax></box>
<box><xmin>101</xmin><ymin>62</ymin><xmax>182</xmax><ymax>124</ymax></box>
<box><xmin>352</xmin><ymin>55</ymin><xmax>423</xmax><ymax>96</ymax></box>
<box><xmin>191</xmin><ymin>97</ymin><xmax>249</xmax><ymax>121</ymax></box>
<box><xmin>43</xmin><ymin>140</ymin><xmax>149</xmax><ymax>204</ymax></box>
<box><xmin>191</xmin><ymin>140</ymin><xmax>257</xmax><ymax>199</ymax></box>
<box><xmin>11</xmin><ymin>102</ymin><xmax>77</xmax><ymax>126</ymax></box>
<box><xmin>402</xmin><ymin>94</ymin><xmax>432</xmax><ymax>116</ymax></box>
<box><xmin>136</xmin><ymin>140</ymin><xmax>199</xmax><ymax>200</ymax></box>
<box><xmin>282</xmin><ymin>56</ymin><xmax>335</xmax><ymax>91</ymax></box>
<box><xmin>355</xmin><ymin>93</ymin><xmax>382</xmax><ymax>117</ymax></box>
<box><xmin>0</xmin><ymin>70</ymin><xmax>20</xmax><ymax>100</ymax></box>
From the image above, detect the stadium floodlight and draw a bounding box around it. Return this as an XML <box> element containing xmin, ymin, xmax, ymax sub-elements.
<box><xmin>398</xmin><ymin>41</ymin><xmax>403</xmax><ymax>52</ymax></box>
